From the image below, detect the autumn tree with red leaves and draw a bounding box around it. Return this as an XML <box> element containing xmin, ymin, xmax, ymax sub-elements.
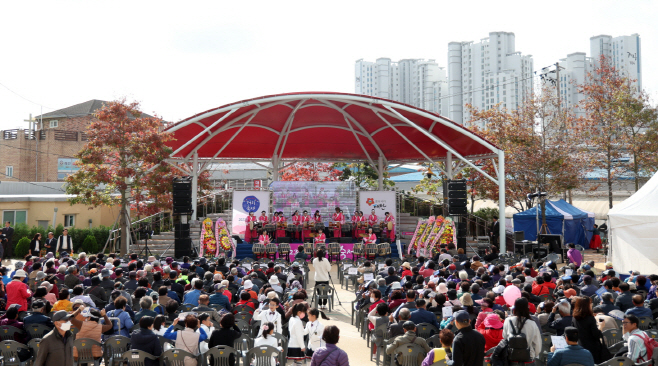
<box><xmin>465</xmin><ymin>85</ymin><xmax>589</xmax><ymax>212</ymax></box>
<box><xmin>66</xmin><ymin>99</ymin><xmax>175</xmax><ymax>254</ymax></box>
<box><xmin>578</xmin><ymin>55</ymin><xmax>658</xmax><ymax>206</ymax></box>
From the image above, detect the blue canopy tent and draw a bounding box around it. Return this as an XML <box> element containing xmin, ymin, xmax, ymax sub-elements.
<box><xmin>513</xmin><ymin>199</ymin><xmax>596</xmax><ymax>248</ymax></box>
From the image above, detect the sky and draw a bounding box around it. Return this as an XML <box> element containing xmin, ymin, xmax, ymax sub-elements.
<box><xmin>0</xmin><ymin>0</ymin><xmax>656</xmax><ymax>129</ymax></box>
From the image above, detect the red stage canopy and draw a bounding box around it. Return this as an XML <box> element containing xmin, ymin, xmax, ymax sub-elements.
<box><xmin>164</xmin><ymin>92</ymin><xmax>500</xmax><ymax>165</ymax></box>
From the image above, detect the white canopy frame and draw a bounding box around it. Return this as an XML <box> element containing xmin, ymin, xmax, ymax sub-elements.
<box><xmin>165</xmin><ymin>93</ymin><xmax>507</xmax><ymax>248</ymax></box>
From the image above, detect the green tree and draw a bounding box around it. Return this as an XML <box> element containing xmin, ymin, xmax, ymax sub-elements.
<box><xmin>15</xmin><ymin>237</ymin><xmax>30</xmax><ymax>258</ymax></box>
<box><xmin>336</xmin><ymin>163</ymin><xmax>394</xmax><ymax>188</ymax></box>
<box><xmin>81</xmin><ymin>235</ymin><xmax>98</xmax><ymax>254</ymax></box>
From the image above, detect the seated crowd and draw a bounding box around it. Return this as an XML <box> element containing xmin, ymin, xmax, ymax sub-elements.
<box><xmin>351</xmin><ymin>244</ymin><xmax>658</xmax><ymax>366</ymax></box>
<box><xmin>1</xmin><ymin>251</ymin><xmax>349</xmax><ymax>366</ymax></box>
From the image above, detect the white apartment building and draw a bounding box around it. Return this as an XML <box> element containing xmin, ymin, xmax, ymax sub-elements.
<box><xmin>591</xmin><ymin>34</ymin><xmax>642</xmax><ymax>92</ymax></box>
<box><xmin>448</xmin><ymin>32</ymin><xmax>534</xmax><ymax>127</ymax></box>
<box><xmin>354</xmin><ymin>58</ymin><xmax>449</xmax><ymax>116</ymax></box>
<box><xmin>544</xmin><ymin>33</ymin><xmax>642</xmax><ymax>118</ymax></box>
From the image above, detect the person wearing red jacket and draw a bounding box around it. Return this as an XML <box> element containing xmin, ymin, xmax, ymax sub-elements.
<box><xmin>531</xmin><ymin>276</ymin><xmax>556</xmax><ymax>295</ymax></box>
<box><xmin>477</xmin><ymin>313</ymin><xmax>504</xmax><ymax>351</ymax></box>
<box><xmin>6</xmin><ymin>270</ymin><xmax>31</xmax><ymax>311</ymax></box>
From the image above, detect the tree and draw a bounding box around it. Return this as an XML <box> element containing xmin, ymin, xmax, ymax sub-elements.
<box><xmin>578</xmin><ymin>55</ymin><xmax>658</xmax><ymax>206</ymax></box>
<box><xmin>278</xmin><ymin>162</ymin><xmax>342</xmax><ymax>181</ymax></box>
<box><xmin>335</xmin><ymin>162</ymin><xmax>395</xmax><ymax>188</ymax></box>
<box><xmin>466</xmin><ymin>85</ymin><xmax>589</xmax><ymax>213</ymax></box>
<box><xmin>66</xmin><ymin>99</ymin><xmax>174</xmax><ymax>255</ymax></box>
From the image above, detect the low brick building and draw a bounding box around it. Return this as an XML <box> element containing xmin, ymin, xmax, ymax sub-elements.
<box><xmin>0</xmin><ymin>99</ymin><xmax>108</xmax><ymax>182</ymax></box>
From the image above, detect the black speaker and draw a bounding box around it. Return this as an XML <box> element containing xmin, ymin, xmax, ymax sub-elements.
<box><xmin>457</xmin><ymin>237</ymin><xmax>466</xmax><ymax>250</ymax></box>
<box><xmin>448</xmin><ymin>198</ymin><xmax>467</xmax><ymax>207</ymax></box>
<box><xmin>172</xmin><ymin>177</ymin><xmax>193</xmax><ymax>214</ymax></box>
<box><xmin>448</xmin><ymin>180</ymin><xmax>467</xmax><ymax>191</ymax></box>
<box><xmin>276</xmin><ymin>237</ymin><xmax>291</xmax><ymax>243</ymax></box>
<box><xmin>175</xmin><ymin>238</ymin><xmax>193</xmax><ymax>257</ymax></box>
<box><xmin>174</xmin><ymin>223</ymin><xmax>190</xmax><ymax>239</ymax></box>
<box><xmin>449</xmin><ymin>206</ymin><xmax>468</xmax><ymax>215</ymax></box>
<box><xmin>448</xmin><ymin>190</ymin><xmax>467</xmax><ymax>199</ymax></box>
<box><xmin>456</xmin><ymin>222</ymin><xmax>467</xmax><ymax>237</ymax></box>
<box><xmin>173</xmin><ymin>188</ymin><xmax>191</xmax><ymax>198</ymax></box>
<box><xmin>338</xmin><ymin>237</ymin><xmax>352</xmax><ymax>243</ymax></box>
<box><xmin>514</xmin><ymin>231</ymin><xmax>525</xmax><ymax>242</ymax></box>
<box><xmin>173</xmin><ymin>196</ymin><xmax>191</xmax><ymax>206</ymax></box>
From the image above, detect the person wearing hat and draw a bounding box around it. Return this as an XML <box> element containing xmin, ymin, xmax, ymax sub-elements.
<box><xmin>445</xmin><ymin>310</ymin><xmax>485</xmax><ymax>366</ymax></box>
<box><xmin>33</xmin><ymin>310</ymin><xmax>75</xmax><ymax>366</ymax></box>
<box><xmin>6</xmin><ymin>269</ymin><xmax>31</xmax><ymax>311</ymax></box>
<box><xmin>71</xmin><ymin>306</ymin><xmax>112</xmax><ymax>359</ymax></box>
<box><xmin>386</xmin><ymin>320</ymin><xmax>431</xmax><ymax>364</ymax></box>
<box><xmin>400</xmin><ymin>262</ymin><xmax>413</xmax><ymax>278</ymax></box>
<box><xmin>268</xmin><ymin>275</ymin><xmax>283</xmax><ymax>294</ymax></box>
<box><xmin>99</xmin><ymin>268</ymin><xmax>115</xmax><ymax>291</ymax></box>
<box><xmin>209</xmin><ymin>283</ymin><xmax>232</xmax><ymax>311</ymax></box>
<box><xmin>475</xmin><ymin>313</ymin><xmax>504</xmax><ymax>352</ymax></box>
<box><xmin>546</xmin><ymin>327</ymin><xmax>595</xmax><ymax>366</ymax></box>
<box><xmin>24</xmin><ymin>300</ymin><xmax>55</xmax><ymax>327</ymax></box>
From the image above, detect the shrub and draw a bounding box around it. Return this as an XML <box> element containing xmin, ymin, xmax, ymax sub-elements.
<box><xmin>15</xmin><ymin>237</ymin><xmax>31</xmax><ymax>258</ymax></box>
<box><xmin>81</xmin><ymin>235</ymin><xmax>98</xmax><ymax>254</ymax></box>
<box><xmin>473</xmin><ymin>207</ymin><xmax>500</xmax><ymax>222</ymax></box>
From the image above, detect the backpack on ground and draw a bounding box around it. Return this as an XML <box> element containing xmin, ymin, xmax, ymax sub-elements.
<box><xmin>507</xmin><ymin>318</ymin><xmax>531</xmax><ymax>362</ymax></box>
<box><xmin>635</xmin><ymin>332</ymin><xmax>658</xmax><ymax>364</ymax></box>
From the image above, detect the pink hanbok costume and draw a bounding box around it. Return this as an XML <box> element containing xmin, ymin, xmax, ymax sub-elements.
<box><xmin>275</xmin><ymin>215</ymin><xmax>286</xmax><ymax>239</ymax></box>
<box><xmin>292</xmin><ymin>214</ymin><xmax>301</xmax><ymax>241</ymax></box>
<box><xmin>314</xmin><ymin>232</ymin><xmax>326</xmax><ymax>244</ymax></box>
<box><xmin>257</xmin><ymin>234</ymin><xmax>270</xmax><ymax>259</ymax></box>
<box><xmin>364</xmin><ymin>233</ymin><xmax>377</xmax><ymax>259</ymax></box>
<box><xmin>356</xmin><ymin>214</ymin><xmax>366</xmax><ymax>239</ymax></box>
<box><xmin>245</xmin><ymin>214</ymin><xmax>257</xmax><ymax>244</ymax></box>
<box><xmin>300</xmin><ymin>214</ymin><xmax>311</xmax><ymax>242</ymax></box>
<box><xmin>351</xmin><ymin>213</ymin><xmax>358</xmax><ymax>239</ymax></box>
<box><xmin>384</xmin><ymin>213</ymin><xmax>395</xmax><ymax>241</ymax></box>
<box><xmin>332</xmin><ymin>213</ymin><xmax>344</xmax><ymax>238</ymax></box>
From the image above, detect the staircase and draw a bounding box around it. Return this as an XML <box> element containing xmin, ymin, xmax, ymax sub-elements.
<box><xmin>129</xmin><ymin>210</ymin><xmax>233</xmax><ymax>257</ymax></box>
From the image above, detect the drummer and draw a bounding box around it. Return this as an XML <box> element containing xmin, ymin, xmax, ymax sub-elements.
<box><xmin>313</xmin><ymin>210</ymin><xmax>322</xmax><ymax>223</ymax></box>
<box><xmin>363</xmin><ymin>227</ymin><xmax>377</xmax><ymax>244</ymax></box>
<box><xmin>332</xmin><ymin>207</ymin><xmax>343</xmax><ymax>238</ymax></box>
<box><xmin>368</xmin><ymin>209</ymin><xmax>378</xmax><ymax>227</ymax></box>
<box><xmin>291</xmin><ymin>210</ymin><xmax>301</xmax><ymax>241</ymax></box>
<box><xmin>384</xmin><ymin>211</ymin><xmax>395</xmax><ymax>241</ymax></box>
<box><xmin>300</xmin><ymin>210</ymin><xmax>311</xmax><ymax>242</ymax></box>
<box><xmin>245</xmin><ymin>211</ymin><xmax>257</xmax><ymax>244</ymax></box>
<box><xmin>314</xmin><ymin>229</ymin><xmax>326</xmax><ymax>245</ymax></box>
<box><xmin>258</xmin><ymin>211</ymin><xmax>269</xmax><ymax>225</ymax></box>
<box><xmin>255</xmin><ymin>229</ymin><xmax>269</xmax><ymax>259</ymax></box>
<box><xmin>351</xmin><ymin>210</ymin><xmax>359</xmax><ymax>239</ymax></box>
<box><xmin>356</xmin><ymin>211</ymin><xmax>366</xmax><ymax>239</ymax></box>
<box><xmin>275</xmin><ymin>212</ymin><xmax>286</xmax><ymax>239</ymax></box>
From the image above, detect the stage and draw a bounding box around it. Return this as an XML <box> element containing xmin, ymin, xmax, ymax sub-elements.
<box><xmin>233</xmin><ymin>241</ymin><xmax>402</xmax><ymax>261</ymax></box>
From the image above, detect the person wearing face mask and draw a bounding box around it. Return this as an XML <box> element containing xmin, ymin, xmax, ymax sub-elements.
<box><xmin>130</xmin><ymin>316</ymin><xmax>163</xmax><ymax>366</ymax></box>
<box><xmin>34</xmin><ymin>310</ymin><xmax>75</xmax><ymax>366</ymax></box>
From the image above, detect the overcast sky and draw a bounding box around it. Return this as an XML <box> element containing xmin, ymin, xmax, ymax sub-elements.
<box><xmin>0</xmin><ymin>0</ymin><xmax>655</xmax><ymax>129</ymax></box>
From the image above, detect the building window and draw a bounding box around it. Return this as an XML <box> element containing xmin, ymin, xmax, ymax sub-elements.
<box><xmin>3</xmin><ymin>210</ymin><xmax>27</xmax><ymax>226</ymax></box>
<box><xmin>49</xmin><ymin>120</ymin><xmax>59</xmax><ymax>128</ymax></box>
<box><xmin>64</xmin><ymin>214</ymin><xmax>75</xmax><ymax>227</ymax></box>
<box><xmin>5</xmin><ymin>166</ymin><xmax>12</xmax><ymax>178</ymax></box>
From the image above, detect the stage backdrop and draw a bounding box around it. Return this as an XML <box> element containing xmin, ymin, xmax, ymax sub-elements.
<box><xmin>270</xmin><ymin>181</ymin><xmax>357</xmax><ymax>223</ymax></box>
<box><xmin>232</xmin><ymin>191</ymin><xmax>270</xmax><ymax>238</ymax></box>
<box><xmin>359</xmin><ymin>191</ymin><xmax>396</xmax><ymax>219</ymax></box>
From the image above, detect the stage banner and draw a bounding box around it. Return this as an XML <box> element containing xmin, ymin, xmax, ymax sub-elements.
<box><xmin>359</xmin><ymin>191</ymin><xmax>396</xmax><ymax>219</ymax></box>
<box><xmin>270</xmin><ymin>181</ymin><xmax>357</xmax><ymax>223</ymax></box>
<box><xmin>232</xmin><ymin>191</ymin><xmax>270</xmax><ymax>238</ymax></box>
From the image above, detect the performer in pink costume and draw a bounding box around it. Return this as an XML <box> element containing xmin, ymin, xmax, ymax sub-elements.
<box><xmin>245</xmin><ymin>212</ymin><xmax>257</xmax><ymax>243</ymax></box>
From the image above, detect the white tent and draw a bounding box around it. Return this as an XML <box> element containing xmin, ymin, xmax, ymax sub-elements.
<box><xmin>608</xmin><ymin>172</ymin><xmax>658</xmax><ymax>274</ymax></box>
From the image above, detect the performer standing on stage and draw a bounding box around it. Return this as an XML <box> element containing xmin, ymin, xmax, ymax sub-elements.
<box><xmin>292</xmin><ymin>210</ymin><xmax>301</xmax><ymax>241</ymax></box>
<box><xmin>356</xmin><ymin>211</ymin><xmax>366</xmax><ymax>239</ymax></box>
<box><xmin>313</xmin><ymin>210</ymin><xmax>322</xmax><ymax>223</ymax></box>
<box><xmin>300</xmin><ymin>211</ymin><xmax>311</xmax><ymax>243</ymax></box>
<box><xmin>275</xmin><ymin>212</ymin><xmax>286</xmax><ymax>239</ymax></box>
<box><xmin>384</xmin><ymin>212</ymin><xmax>395</xmax><ymax>242</ymax></box>
<box><xmin>245</xmin><ymin>211</ymin><xmax>257</xmax><ymax>244</ymax></box>
<box><xmin>363</xmin><ymin>227</ymin><xmax>377</xmax><ymax>244</ymax></box>
<box><xmin>368</xmin><ymin>209</ymin><xmax>378</xmax><ymax>227</ymax></box>
<box><xmin>351</xmin><ymin>210</ymin><xmax>358</xmax><ymax>239</ymax></box>
<box><xmin>258</xmin><ymin>211</ymin><xmax>269</xmax><ymax>225</ymax></box>
<box><xmin>332</xmin><ymin>207</ymin><xmax>344</xmax><ymax>238</ymax></box>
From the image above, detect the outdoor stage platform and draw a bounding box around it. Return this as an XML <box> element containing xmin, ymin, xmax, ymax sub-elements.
<box><xmin>233</xmin><ymin>241</ymin><xmax>401</xmax><ymax>261</ymax></box>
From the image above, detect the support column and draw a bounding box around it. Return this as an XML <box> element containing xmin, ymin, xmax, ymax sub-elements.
<box><xmin>498</xmin><ymin>150</ymin><xmax>506</xmax><ymax>252</ymax></box>
<box><xmin>272</xmin><ymin>154</ymin><xmax>279</xmax><ymax>182</ymax></box>
<box><xmin>191</xmin><ymin>153</ymin><xmax>198</xmax><ymax>221</ymax></box>
<box><xmin>446</xmin><ymin>152</ymin><xmax>453</xmax><ymax>179</ymax></box>
<box><xmin>378</xmin><ymin>155</ymin><xmax>384</xmax><ymax>190</ymax></box>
